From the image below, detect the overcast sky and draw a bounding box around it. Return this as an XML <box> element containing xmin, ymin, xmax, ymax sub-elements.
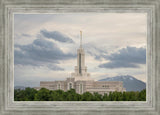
<box><xmin>14</xmin><ymin>13</ymin><xmax>147</xmax><ymax>87</ymax></box>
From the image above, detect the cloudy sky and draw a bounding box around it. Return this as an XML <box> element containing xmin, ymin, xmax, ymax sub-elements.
<box><xmin>14</xmin><ymin>13</ymin><xmax>147</xmax><ymax>87</ymax></box>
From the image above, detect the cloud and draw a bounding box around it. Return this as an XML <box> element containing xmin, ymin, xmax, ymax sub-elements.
<box><xmin>40</xmin><ymin>29</ymin><xmax>74</xmax><ymax>43</ymax></box>
<box><xmin>99</xmin><ymin>46</ymin><xmax>146</xmax><ymax>69</ymax></box>
<box><xmin>14</xmin><ymin>38</ymin><xmax>76</xmax><ymax>70</ymax></box>
<box><xmin>83</xmin><ymin>43</ymin><xmax>107</xmax><ymax>61</ymax></box>
<box><xmin>47</xmin><ymin>64</ymin><xmax>64</xmax><ymax>71</ymax></box>
<box><xmin>21</xmin><ymin>33</ymin><xmax>31</xmax><ymax>37</ymax></box>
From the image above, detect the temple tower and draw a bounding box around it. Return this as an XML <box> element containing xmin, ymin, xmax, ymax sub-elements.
<box><xmin>77</xmin><ymin>31</ymin><xmax>87</xmax><ymax>76</ymax></box>
<box><xmin>71</xmin><ymin>31</ymin><xmax>93</xmax><ymax>81</ymax></box>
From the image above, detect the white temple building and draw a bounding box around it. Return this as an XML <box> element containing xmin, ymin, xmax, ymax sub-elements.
<box><xmin>35</xmin><ymin>31</ymin><xmax>126</xmax><ymax>95</ymax></box>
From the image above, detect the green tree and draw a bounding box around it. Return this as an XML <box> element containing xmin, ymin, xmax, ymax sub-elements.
<box><xmin>24</xmin><ymin>87</ymin><xmax>37</xmax><ymax>101</ymax></box>
<box><xmin>103</xmin><ymin>93</ymin><xmax>109</xmax><ymax>101</ymax></box>
<box><xmin>14</xmin><ymin>87</ymin><xmax>37</xmax><ymax>101</ymax></box>
<box><xmin>116</xmin><ymin>92</ymin><xmax>123</xmax><ymax>101</ymax></box>
<box><xmin>81</xmin><ymin>92</ymin><xmax>93</xmax><ymax>101</ymax></box>
<box><xmin>34</xmin><ymin>88</ymin><xmax>50</xmax><ymax>101</ymax></box>
<box><xmin>138</xmin><ymin>89</ymin><xmax>146</xmax><ymax>101</ymax></box>
<box><xmin>93</xmin><ymin>92</ymin><xmax>102</xmax><ymax>101</ymax></box>
<box><xmin>65</xmin><ymin>89</ymin><xmax>80</xmax><ymax>101</ymax></box>
<box><xmin>14</xmin><ymin>89</ymin><xmax>25</xmax><ymax>101</ymax></box>
<box><xmin>14</xmin><ymin>87</ymin><xmax>146</xmax><ymax>101</ymax></box>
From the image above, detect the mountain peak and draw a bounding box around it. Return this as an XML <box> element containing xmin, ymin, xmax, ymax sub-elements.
<box><xmin>99</xmin><ymin>75</ymin><xmax>146</xmax><ymax>91</ymax></box>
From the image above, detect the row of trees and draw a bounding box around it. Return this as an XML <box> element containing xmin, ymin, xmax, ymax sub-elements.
<box><xmin>14</xmin><ymin>88</ymin><xmax>146</xmax><ymax>101</ymax></box>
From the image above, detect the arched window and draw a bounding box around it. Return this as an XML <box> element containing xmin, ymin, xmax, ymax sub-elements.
<box><xmin>69</xmin><ymin>83</ymin><xmax>72</xmax><ymax>89</ymax></box>
<box><xmin>68</xmin><ymin>82</ymin><xmax>73</xmax><ymax>90</ymax></box>
<box><xmin>79</xmin><ymin>84</ymin><xmax>83</xmax><ymax>94</ymax></box>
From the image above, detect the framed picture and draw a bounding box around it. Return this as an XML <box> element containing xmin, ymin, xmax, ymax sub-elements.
<box><xmin>0</xmin><ymin>0</ymin><xmax>160</xmax><ymax>115</ymax></box>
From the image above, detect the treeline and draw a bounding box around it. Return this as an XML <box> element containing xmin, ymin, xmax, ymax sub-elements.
<box><xmin>14</xmin><ymin>88</ymin><xmax>146</xmax><ymax>101</ymax></box>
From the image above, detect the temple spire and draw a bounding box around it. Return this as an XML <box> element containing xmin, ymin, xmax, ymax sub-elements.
<box><xmin>80</xmin><ymin>31</ymin><xmax>82</xmax><ymax>48</ymax></box>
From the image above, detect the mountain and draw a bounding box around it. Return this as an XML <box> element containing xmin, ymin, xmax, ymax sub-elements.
<box><xmin>99</xmin><ymin>75</ymin><xmax>146</xmax><ymax>91</ymax></box>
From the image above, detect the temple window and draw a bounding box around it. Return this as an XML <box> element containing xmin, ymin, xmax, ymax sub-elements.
<box><xmin>79</xmin><ymin>84</ymin><xmax>83</xmax><ymax>94</ymax></box>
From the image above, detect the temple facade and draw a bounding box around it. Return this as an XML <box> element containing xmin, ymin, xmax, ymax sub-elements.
<box><xmin>34</xmin><ymin>31</ymin><xmax>126</xmax><ymax>95</ymax></box>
